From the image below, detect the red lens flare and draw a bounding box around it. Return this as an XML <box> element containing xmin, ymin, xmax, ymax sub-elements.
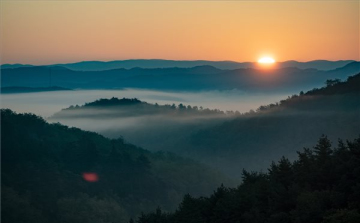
<box><xmin>82</xmin><ymin>172</ymin><xmax>99</xmax><ymax>182</ymax></box>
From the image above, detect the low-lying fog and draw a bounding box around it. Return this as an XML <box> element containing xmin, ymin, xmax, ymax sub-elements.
<box><xmin>2</xmin><ymin>88</ymin><xmax>359</xmax><ymax>179</ymax></box>
<box><xmin>1</xmin><ymin>89</ymin><xmax>288</xmax><ymax>117</ymax></box>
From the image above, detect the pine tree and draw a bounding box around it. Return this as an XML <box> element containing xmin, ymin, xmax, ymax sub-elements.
<box><xmin>313</xmin><ymin>135</ymin><xmax>333</xmax><ymax>163</ymax></box>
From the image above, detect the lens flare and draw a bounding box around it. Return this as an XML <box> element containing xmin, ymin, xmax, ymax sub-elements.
<box><xmin>82</xmin><ymin>172</ymin><xmax>99</xmax><ymax>182</ymax></box>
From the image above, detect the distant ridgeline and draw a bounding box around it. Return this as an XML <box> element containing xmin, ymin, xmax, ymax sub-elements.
<box><xmin>1</xmin><ymin>59</ymin><xmax>356</xmax><ymax>71</ymax></box>
<box><xmin>0</xmin><ymin>86</ymin><xmax>71</xmax><ymax>94</ymax></box>
<box><xmin>1</xmin><ymin>61</ymin><xmax>359</xmax><ymax>92</ymax></box>
<box><xmin>51</xmin><ymin>97</ymin><xmax>231</xmax><ymax>119</ymax></box>
<box><xmin>135</xmin><ymin>135</ymin><xmax>360</xmax><ymax>223</ymax></box>
<box><xmin>1</xmin><ymin>109</ymin><xmax>230</xmax><ymax>223</ymax></box>
<box><xmin>254</xmin><ymin>72</ymin><xmax>360</xmax><ymax>113</ymax></box>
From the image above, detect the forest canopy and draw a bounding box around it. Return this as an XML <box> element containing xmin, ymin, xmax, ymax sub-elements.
<box><xmin>136</xmin><ymin>135</ymin><xmax>360</xmax><ymax>223</ymax></box>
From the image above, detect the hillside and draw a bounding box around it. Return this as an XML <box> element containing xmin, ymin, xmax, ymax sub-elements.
<box><xmin>49</xmin><ymin>98</ymin><xmax>233</xmax><ymax>159</ymax></box>
<box><xmin>49</xmin><ymin>73</ymin><xmax>360</xmax><ymax>179</ymax></box>
<box><xmin>186</xmin><ymin>73</ymin><xmax>360</xmax><ymax>177</ymax></box>
<box><xmin>1</xmin><ymin>109</ymin><xmax>230</xmax><ymax>223</ymax></box>
<box><xmin>136</xmin><ymin>135</ymin><xmax>360</xmax><ymax>223</ymax></box>
<box><xmin>51</xmin><ymin>97</ymin><xmax>228</xmax><ymax>119</ymax></box>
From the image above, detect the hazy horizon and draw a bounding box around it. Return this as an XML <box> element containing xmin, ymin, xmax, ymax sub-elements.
<box><xmin>1</xmin><ymin>58</ymin><xmax>359</xmax><ymax>66</ymax></box>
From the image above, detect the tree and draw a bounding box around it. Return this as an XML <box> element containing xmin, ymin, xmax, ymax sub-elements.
<box><xmin>325</xmin><ymin>79</ymin><xmax>341</xmax><ymax>87</ymax></box>
<box><xmin>1</xmin><ymin>187</ymin><xmax>46</xmax><ymax>223</ymax></box>
<box><xmin>322</xmin><ymin>209</ymin><xmax>360</xmax><ymax>223</ymax></box>
<box><xmin>269</xmin><ymin>156</ymin><xmax>293</xmax><ymax>189</ymax></box>
<box><xmin>57</xmin><ymin>194</ymin><xmax>129</xmax><ymax>223</ymax></box>
<box><xmin>313</xmin><ymin>135</ymin><xmax>333</xmax><ymax>162</ymax></box>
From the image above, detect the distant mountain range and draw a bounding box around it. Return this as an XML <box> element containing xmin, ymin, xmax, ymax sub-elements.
<box><xmin>1</xmin><ymin>86</ymin><xmax>72</xmax><ymax>94</ymax></box>
<box><xmin>2</xmin><ymin>61</ymin><xmax>359</xmax><ymax>93</ymax></box>
<box><xmin>1</xmin><ymin>59</ymin><xmax>356</xmax><ymax>71</ymax></box>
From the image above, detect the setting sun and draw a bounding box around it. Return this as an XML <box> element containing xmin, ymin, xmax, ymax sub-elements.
<box><xmin>258</xmin><ymin>57</ymin><xmax>276</xmax><ymax>64</ymax></box>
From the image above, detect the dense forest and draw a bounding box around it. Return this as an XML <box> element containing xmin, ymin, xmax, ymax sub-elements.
<box><xmin>136</xmin><ymin>135</ymin><xmax>360</xmax><ymax>223</ymax></box>
<box><xmin>1</xmin><ymin>109</ymin><xmax>230</xmax><ymax>223</ymax></box>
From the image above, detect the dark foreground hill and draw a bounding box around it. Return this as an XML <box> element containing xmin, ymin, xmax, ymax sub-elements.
<box><xmin>136</xmin><ymin>135</ymin><xmax>360</xmax><ymax>223</ymax></box>
<box><xmin>1</xmin><ymin>109</ymin><xmax>230</xmax><ymax>223</ymax></box>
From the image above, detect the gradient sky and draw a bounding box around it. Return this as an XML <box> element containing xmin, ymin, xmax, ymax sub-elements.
<box><xmin>1</xmin><ymin>1</ymin><xmax>359</xmax><ymax>65</ymax></box>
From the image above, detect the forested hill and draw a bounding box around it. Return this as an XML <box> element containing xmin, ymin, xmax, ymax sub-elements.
<box><xmin>136</xmin><ymin>135</ymin><xmax>360</xmax><ymax>223</ymax></box>
<box><xmin>305</xmin><ymin>73</ymin><xmax>360</xmax><ymax>95</ymax></box>
<box><xmin>51</xmin><ymin>97</ymin><xmax>228</xmax><ymax>119</ymax></box>
<box><xmin>187</xmin><ymin>73</ymin><xmax>360</xmax><ymax>177</ymax></box>
<box><xmin>253</xmin><ymin>72</ymin><xmax>360</xmax><ymax>113</ymax></box>
<box><xmin>1</xmin><ymin>109</ymin><xmax>230</xmax><ymax>223</ymax></box>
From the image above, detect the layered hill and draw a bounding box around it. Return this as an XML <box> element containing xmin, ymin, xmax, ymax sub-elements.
<box><xmin>49</xmin><ymin>98</ymin><xmax>233</xmax><ymax>156</ymax></box>
<box><xmin>2</xmin><ymin>62</ymin><xmax>359</xmax><ymax>92</ymax></box>
<box><xmin>49</xmin><ymin>73</ymin><xmax>360</xmax><ymax>179</ymax></box>
<box><xmin>51</xmin><ymin>97</ymin><xmax>228</xmax><ymax>119</ymax></box>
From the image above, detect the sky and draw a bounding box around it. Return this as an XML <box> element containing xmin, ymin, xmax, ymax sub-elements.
<box><xmin>1</xmin><ymin>1</ymin><xmax>359</xmax><ymax>65</ymax></box>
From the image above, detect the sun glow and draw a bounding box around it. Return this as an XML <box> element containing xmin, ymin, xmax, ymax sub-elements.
<box><xmin>258</xmin><ymin>57</ymin><xmax>276</xmax><ymax>64</ymax></box>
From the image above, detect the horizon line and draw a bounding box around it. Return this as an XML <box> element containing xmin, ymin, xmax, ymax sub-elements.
<box><xmin>1</xmin><ymin>58</ymin><xmax>358</xmax><ymax>66</ymax></box>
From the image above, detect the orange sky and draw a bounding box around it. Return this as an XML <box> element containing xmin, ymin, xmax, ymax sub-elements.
<box><xmin>1</xmin><ymin>1</ymin><xmax>359</xmax><ymax>65</ymax></box>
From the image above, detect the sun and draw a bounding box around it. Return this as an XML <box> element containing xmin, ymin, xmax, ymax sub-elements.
<box><xmin>258</xmin><ymin>57</ymin><xmax>275</xmax><ymax>64</ymax></box>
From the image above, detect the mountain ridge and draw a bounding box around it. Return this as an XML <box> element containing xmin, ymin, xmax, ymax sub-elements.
<box><xmin>2</xmin><ymin>59</ymin><xmax>356</xmax><ymax>71</ymax></box>
<box><xmin>2</xmin><ymin>62</ymin><xmax>359</xmax><ymax>92</ymax></box>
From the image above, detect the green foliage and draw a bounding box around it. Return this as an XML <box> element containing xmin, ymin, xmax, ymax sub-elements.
<box><xmin>137</xmin><ymin>135</ymin><xmax>360</xmax><ymax>223</ymax></box>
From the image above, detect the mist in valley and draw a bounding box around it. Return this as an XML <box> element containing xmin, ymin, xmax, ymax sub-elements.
<box><xmin>1</xmin><ymin>88</ymin><xmax>288</xmax><ymax>118</ymax></box>
<box><xmin>2</xmin><ymin>75</ymin><xmax>360</xmax><ymax>179</ymax></box>
<box><xmin>39</xmin><ymin>75</ymin><xmax>359</xmax><ymax>179</ymax></box>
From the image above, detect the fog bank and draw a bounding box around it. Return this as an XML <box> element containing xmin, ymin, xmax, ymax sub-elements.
<box><xmin>1</xmin><ymin>89</ymin><xmax>287</xmax><ymax>117</ymax></box>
